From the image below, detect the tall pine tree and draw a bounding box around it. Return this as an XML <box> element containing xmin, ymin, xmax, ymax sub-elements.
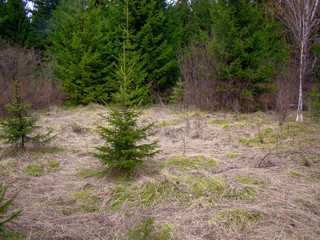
<box><xmin>31</xmin><ymin>0</ymin><xmax>60</xmax><ymax>49</ymax></box>
<box><xmin>209</xmin><ymin>0</ymin><xmax>287</xmax><ymax>111</ymax></box>
<box><xmin>49</xmin><ymin>0</ymin><xmax>114</xmax><ymax>105</ymax></box>
<box><xmin>0</xmin><ymin>0</ymin><xmax>32</xmax><ymax>45</ymax></box>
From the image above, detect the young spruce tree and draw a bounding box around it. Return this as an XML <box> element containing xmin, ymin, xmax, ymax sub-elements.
<box><xmin>0</xmin><ymin>80</ymin><xmax>53</xmax><ymax>149</ymax></box>
<box><xmin>93</xmin><ymin>1</ymin><xmax>159</xmax><ymax>173</ymax></box>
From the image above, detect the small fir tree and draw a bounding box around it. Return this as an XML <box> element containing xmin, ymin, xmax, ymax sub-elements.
<box><xmin>0</xmin><ymin>80</ymin><xmax>53</xmax><ymax>149</ymax></box>
<box><xmin>94</xmin><ymin>1</ymin><xmax>159</xmax><ymax>173</ymax></box>
<box><xmin>169</xmin><ymin>78</ymin><xmax>185</xmax><ymax>106</ymax></box>
<box><xmin>94</xmin><ymin>43</ymin><xmax>159</xmax><ymax>173</ymax></box>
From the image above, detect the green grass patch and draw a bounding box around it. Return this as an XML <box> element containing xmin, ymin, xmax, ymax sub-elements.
<box><xmin>159</xmin><ymin>155</ymin><xmax>216</xmax><ymax>171</ymax></box>
<box><xmin>157</xmin><ymin>120</ymin><xmax>178</xmax><ymax>128</ymax></box>
<box><xmin>106</xmin><ymin>178</ymin><xmax>178</xmax><ymax>211</ymax></box>
<box><xmin>125</xmin><ymin>217</ymin><xmax>180</xmax><ymax>240</ymax></box>
<box><xmin>236</xmin><ymin>176</ymin><xmax>263</xmax><ymax>185</ymax></box>
<box><xmin>213</xmin><ymin>208</ymin><xmax>265</xmax><ymax>232</ymax></box>
<box><xmin>287</xmin><ymin>171</ymin><xmax>301</xmax><ymax>177</ymax></box>
<box><xmin>208</xmin><ymin>118</ymin><xmax>231</xmax><ymax>125</ymax></box>
<box><xmin>227</xmin><ymin>153</ymin><xmax>240</xmax><ymax>158</ymax></box>
<box><xmin>222</xmin><ymin>124</ymin><xmax>230</xmax><ymax>130</ymax></box>
<box><xmin>70</xmin><ymin>187</ymin><xmax>101</xmax><ymax>213</ymax></box>
<box><xmin>24</xmin><ymin>160</ymin><xmax>61</xmax><ymax>176</ymax></box>
<box><xmin>78</xmin><ymin>169</ymin><xmax>106</xmax><ymax>179</ymax></box>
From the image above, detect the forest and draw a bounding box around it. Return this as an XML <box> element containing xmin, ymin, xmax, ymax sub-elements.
<box><xmin>1</xmin><ymin>0</ymin><xmax>320</xmax><ymax>239</ymax></box>
<box><xmin>0</xmin><ymin>0</ymin><xmax>319</xmax><ymax>118</ymax></box>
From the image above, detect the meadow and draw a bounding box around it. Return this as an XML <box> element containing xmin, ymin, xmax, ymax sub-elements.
<box><xmin>1</xmin><ymin>104</ymin><xmax>320</xmax><ymax>239</ymax></box>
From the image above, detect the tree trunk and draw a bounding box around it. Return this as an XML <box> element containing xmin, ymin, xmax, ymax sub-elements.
<box><xmin>296</xmin><ymin>38</ymin><xmax>306</xmax><ymax>121</ymax></box>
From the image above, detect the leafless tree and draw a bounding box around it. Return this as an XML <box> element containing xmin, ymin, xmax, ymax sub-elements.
<box><xmin>274</xmin><ymin>0</ymin><xmax>320</xmax><ymax>121</ymax></box>
<box><xmin>0</xmin><ymin>42</ymin><xmax>64</xmax><ymax>116</ymax></box>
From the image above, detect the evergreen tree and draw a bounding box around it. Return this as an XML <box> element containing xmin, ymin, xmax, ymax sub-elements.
<box><xmin>209</xmin><ymin>0</ymin><xmax>286</xmax><ymax>110</ymax></box>
<box><xmin>49</xmin><ymin>0</ymin><xmax>114</xmax><ymax>105</ymax></box>
<box><xmin>31</xmin><ymin>0</ymin><xmax>60</xmax><ymax>49</ymax></box>
<box><xmin>94</xmin><ymin>2</ymin><xmax>159</xmax><ymax>173</ymax></box>
<box><xmin>111</xmin><ymin>0</ymin><xmax>179</xmax><ymax>95</ymax></box>
<box><xmin>0</xmin><ymin>0</ymin><xmax>32</xmax><ymax>45</ymax></box>
<box><xmin>0</xmin><ymin>80</ymin><xmax>53</xmax><ymax>149</ymax></box>
<box><xmin>0</xmin><ymin>183</ymin><xmax>21</xmax><ymax>236</ymax></box>
<box><xmin>94</xmin><ymin>44</ymin><xmax>159</xmax><ymax>172</ymax></box>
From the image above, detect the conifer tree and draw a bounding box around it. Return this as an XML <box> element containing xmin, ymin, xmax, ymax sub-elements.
<box><xmin>31</xmin><ymin>0</ymin><xmax>60</xmax><ymax>49</ymax></box>
<box><xmin>0</xmin><ymin>0</ymin><xmax>32</xmax><ymax>45</ymax></box>
<box><xmin>49</xmin><ymin>0</ymin><xmax>113</xmax><ymax>105</ymax></box>
<box><xmin>0</xmin><ymin>80</ymin><xmax>53</xmax><ymax>149</ymax></box>
<box><xmin>0</xmin><ymin>183</ymin><xmax>21</xmax><ymax>236</ymax></box>
<box><xmin>94</xmin><ymin>1</ymin><xmax>159</xmax><ymax>173</ymax></box>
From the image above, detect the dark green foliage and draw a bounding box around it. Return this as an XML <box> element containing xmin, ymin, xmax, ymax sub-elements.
<box><xmin>0</xmin><ymin>0</ymin><xmax>32</xmax><ymax>45</ymax></box>
<box><xmin>210</xmin><ymin>0</ymin><xmax>286</xmax><ymax>110</ymax></box>
<box><xmin>0</xmin><ymin>80</ymin><xmax>53</xmax><ymax>149</ymax></box>
<box><xmin>309</xmin><ymin>87</ymin><xmax>320</xmax><ymax>120</ymax></box>
<box><xmin>132</xmin><ymin>0</ymin><xmax>178</xmax><ymax>92</ymax></box>
<box><xmin>94</xmin><ymin>39</ymin><xmax>159</xmax><ymax>173</ymax></box>
<box><xmin>49</xmin><ymin>1</ymin><xmax>115</xmax><ymax>105</ymax></box>
<box><xmin>31</xmin><ymin>0</ymin><xmax>60</xmax><ymax>49</ymax></box>
<box><xmin>108</xmin><ymin>0</ymin><xmax>179</xmax><ymax>94</ymax></box>
<box><xmin>0</xmin><ymin>183</ymin><xmax>21</xmax><ymax>236</ymax></box>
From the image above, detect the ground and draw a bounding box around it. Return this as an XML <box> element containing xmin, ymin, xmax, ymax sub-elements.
<box><xmin>1</xmin><ymin>104</ymin><xmax>320</xmax><ymax>239</ymax></box>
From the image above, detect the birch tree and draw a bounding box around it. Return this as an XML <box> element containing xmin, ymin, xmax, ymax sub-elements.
<box><xmin>275</xmin><ymin>0</ymin><xmax>320</xmax><ymax>121</ymax></box>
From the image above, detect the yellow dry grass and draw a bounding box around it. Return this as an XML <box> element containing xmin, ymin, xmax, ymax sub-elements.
<box><xmin>0</xmin><ymin>104</ymin><xmax>320</xmax><ymax>239</ymax></box>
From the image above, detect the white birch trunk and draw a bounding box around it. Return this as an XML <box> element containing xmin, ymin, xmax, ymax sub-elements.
<box><xmin>276</xmin><ymin>0</ymin><xmax>320</xmax><ymax>122</ymax></box>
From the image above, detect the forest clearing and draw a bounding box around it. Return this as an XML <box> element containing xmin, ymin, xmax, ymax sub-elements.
<box><xmin>1</xmin><ymin>0</ymin><xmax>320</xmax><ymax>238</ymax></box>
<box><xmin>1</xmin><ymin>104</ymin><xmax>320</xmax><ymax>239</ymax></box>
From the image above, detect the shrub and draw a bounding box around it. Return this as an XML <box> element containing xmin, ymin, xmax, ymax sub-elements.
<box><xmin>0</xmin><ymin>42</ymin><xmax>63</xmax><ymax>117</ymax></box>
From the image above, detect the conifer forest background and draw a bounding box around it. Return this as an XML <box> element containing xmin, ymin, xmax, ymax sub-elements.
<box><xmin>1</xmin><ymin>0</ymin><xmax>320</xmax><ymax>114</ymax></box>
<box><xmin>1</xmin><ymin>1</ymin><xmax>320</xmax><ymax>240</ymax></box>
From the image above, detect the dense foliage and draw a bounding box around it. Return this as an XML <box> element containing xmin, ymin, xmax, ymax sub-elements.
<box><xmin>0</xmin><ymin>0</ymin><xmax>319</xmax><ymax>112</ymax></box>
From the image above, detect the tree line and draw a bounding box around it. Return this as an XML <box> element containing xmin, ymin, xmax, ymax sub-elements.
<box><xmin>1</xmin><ymin>0</ymin><xmax>320</xmax><ymax>116</ymax></box>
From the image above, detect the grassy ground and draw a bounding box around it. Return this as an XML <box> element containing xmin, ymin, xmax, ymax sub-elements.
<box><xmin>1</xmin><ymin>104</ymin><xmax>320</xmax><ymax>239</ymax></box>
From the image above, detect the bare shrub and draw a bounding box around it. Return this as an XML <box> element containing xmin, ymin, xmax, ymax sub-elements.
<box><xmin>179</xmin><ymin>39</ymin><xmax>218</xmax><ymax>111</ymax></box>
<box><xmin>0</xmin><ymin>42</ymin><xmax>64</xmax><ymax>117</ymax></box>
<box><xmin>275</xmin><ymin>66</ymin><xmax>297</xmax><ymax>125</ymax></box>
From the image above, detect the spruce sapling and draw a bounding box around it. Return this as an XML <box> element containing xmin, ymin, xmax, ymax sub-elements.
<box><xmin>0</xmin><ymin>80</ymin><xmax>54</xmax><ymax>149</ymax></box>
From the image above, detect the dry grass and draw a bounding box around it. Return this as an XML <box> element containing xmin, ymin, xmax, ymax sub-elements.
<box><xmin>1</xmin><ymin>104</ymin><xmax>320</xmax><ymax>239</ymax></box>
